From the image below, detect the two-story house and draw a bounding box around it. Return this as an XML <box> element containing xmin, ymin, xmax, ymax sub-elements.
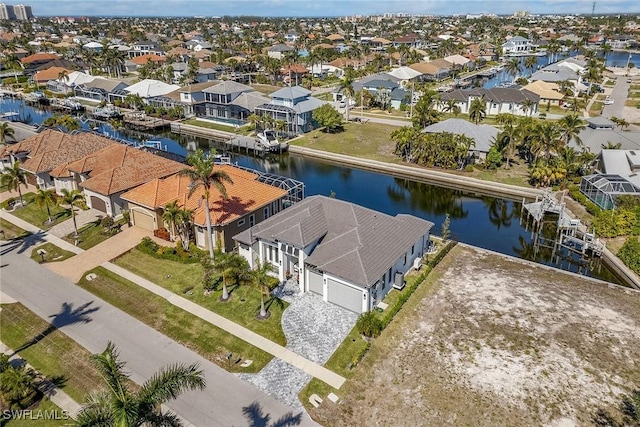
<box><xmin>254</xmin><ymin>86</ymin><xmax>325</xmax><ymax>136</ymax></box>
<box><xmin>502</xmin><ymin>36</ymin><xmax>535</xmax><ymax>56</ymax></box>
<box><xmin>197</xmin><ymin>81</ymin><xmax>270</xmax><ymax>124</ymax></box>
<box><xmin>128</xmin><ymin>40</ymin><xmax>164</xmax><ymax>58</ymax></box>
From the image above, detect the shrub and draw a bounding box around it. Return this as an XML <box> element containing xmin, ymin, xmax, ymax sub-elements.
<box><xmin>356</xmin><ymin>312</ymin><xmax>383</xmax><ymax>338</ymax></box>
<box><xmin>136</xmin><ymin>238</ymin><xmax>201</xmax><ymax>264</ymax></box>
<box><xmin>465</xmin><ymin>164</ymin><xmax>474</xmax><ymax>172</ymax></box>
<box><xmin>618</xmin><ymin>236</ymin><xmax>640</xmax><ymax>275</ymax></box>
<box><xmin>568</xmin><ymin>185</ymin><xmax>600</xmax><ymax>216</ymax></box>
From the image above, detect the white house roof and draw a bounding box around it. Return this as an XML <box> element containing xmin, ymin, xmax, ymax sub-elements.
<box><xmin>270</xmin><ymin>86</ymin><xmax>312</xmax><ymax>100</ymax></box>
<box><xmin>388</xmin><ymin>66</ymin><xmax>422</xmax><ymax>80</ymax></box>
<box><xmin>83</xmin><ymin>41</ymin><xmax>103</xmax><ymax>49</ymax></box>
<box><xmin>65</xmin><ymin>71</ymin><xmax>95</xmax><ymax>86</ymax></box>
<box><xmin>423</xmin><ymin>118</ymin><xmax>499</xmax><ymax>153</ymax></box>
<box><xmin>600</xmin><ymin>150</ymin><xmax>640</xmax><ymax>188</ymax></box>
<box><xmin>124</xmin><ymin>79</ymin><xmax>180</xmax><ymax>98</ymax></box>
<box><xmin>444</xmin><ymin>54</ymin><xmax>471</xmax><ymax>66</ymax></box>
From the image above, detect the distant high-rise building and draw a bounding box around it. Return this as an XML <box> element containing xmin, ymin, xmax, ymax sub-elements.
<box><xmin>0</xmin><ymin>3</ymin><xmax>33</xmax><ymax>20</ymax></box>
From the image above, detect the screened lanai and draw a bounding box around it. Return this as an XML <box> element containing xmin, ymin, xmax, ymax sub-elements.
<box><xmin>580</xmin><ymin>174</ymin><xmax>640</xmax><ymax>209</ymax></box>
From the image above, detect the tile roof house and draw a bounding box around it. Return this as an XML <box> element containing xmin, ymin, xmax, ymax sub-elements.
<box><xmin>32</xmin><ymin>66</ymin><xmax>74</xmax><ymax>84</ymax></box>
<box><xmin>73</xmin><ymin>77</ymin><xmax>129</xmax><ymax>102</ymax></box>
<box><xmin>254</xmin><ymin>86</ymin><xmax>325</xmax><ymax>136</ymax></box>
<box><xmin>0</xmin><ymin>129</ymin><xmax>114</xmax><ymax>189</ymax></box>
<box><xmin>50</xmin><ymin>144</ymin><xmax>185</xmax><ymax>217</ymax></box>
<box><xmin>197</xmin><ymin>80</ymin><xmax>270</xmax><ymax>123</ymax></box>
<box><xmin>423</xmin><ymin>118</ymin><xmax>500</xmax><ymax>159</ymax></box>
<box><xmin>234</xmin><ymin>196</ymin><xmax>434</xmax><ymax>313</ymax></box>
<box><xmin>121</xmin><ymin>165</ymin><xmax>289</xmax><ymax>251</ymax></box>
<box><xmin>439</xmin><ymin>87</ymin><xmax>540</xmax><ymax>117</ymax></box>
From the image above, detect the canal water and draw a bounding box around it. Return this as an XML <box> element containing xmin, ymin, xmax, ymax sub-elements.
<box><xmin>0</xmin><ymin>95</ymin><xmax>621</xmax><ymax>283</ymax></box>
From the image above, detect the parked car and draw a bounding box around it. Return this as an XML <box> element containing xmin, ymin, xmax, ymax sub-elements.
<box><xmin>604</xmin><ymin>97</ymin><xmax>614</xmax><ymax>105</ymax></box>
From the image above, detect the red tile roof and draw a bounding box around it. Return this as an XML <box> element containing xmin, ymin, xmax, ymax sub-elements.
<box><xmin>121</xmin><ymin>165</ymin><xmax>287</xmax><ymax>226</ymax></box>
<box><xmin>21</xmin><ymin>52</ymin><xmax>61</xmax><ymax>65</ymax></box>
<box><xmin>129</xmin><ymin>54</ymin><xmax>166</xmax><ymax>65</ymax></box>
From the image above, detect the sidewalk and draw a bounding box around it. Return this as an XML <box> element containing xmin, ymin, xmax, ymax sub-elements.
<box><xmin>0</xmin><ymin>209</ymin><xmax>82</xmax><ymax>255</ymax></box>
<box><xmin>0</xmin><ymin>341</ymin><xmax>82</xmax><ymax>419</ymax></box>
<box><xmin>0</xmin><ymin>210</ymin><xmax>347</xmax><ymax>390</ymax></box>
<box><xmin>104</xmin><ymin>262</ymin><xmax>346</xmax><ymax>390</ymax></box>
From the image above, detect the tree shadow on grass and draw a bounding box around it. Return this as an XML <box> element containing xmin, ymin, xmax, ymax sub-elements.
<box><xmin>242</xmin><ymin>401</ymin><xmax>302</xmax><ymax>427</ymax></box>
<box><xmin>265</xmin><ymin>295</ymin><xmax>285</xmax><ymax>313</ymax></box>
<box><xmin>11</xmin><ymin>301</ymin><xmax>100</xmax><ymax>356</ymax></box>
<box><xmin>0</xmin><ymin>230</ymin><xmax>42</xmax><ymax>256</ymax></box>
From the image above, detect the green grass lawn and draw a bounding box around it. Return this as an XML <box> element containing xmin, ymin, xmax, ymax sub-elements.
<box><xmin>30</xmin><ymin>242</ymin><xmax>75</xmax><ymax>263</ymax></box>
<box><xmin>0</xmin><ymin>218</ymin><xmax>30</xmax><ymax>240</ymax></box>
<box><xmin>113</xmin><ymin>249</ymin><xmax>287</xmax><ymax>345</ymax></box>
<box><xmin>292</xmin><ymin>122</ymin><xmax>401</xmax><ymax>163</ymax></box>
<box><xmin>182</xmin><ymin>118</ymin><xmax>253</xmax><ymax>136</ymax></box>
<box><xmin>0</xmin><ymin>303</ymin><xmax>102</xmax><ymax>403</ymax></box>
<box><xmin>62</xmin><ymin>218</ymin><xmax>125</xmax><ymax>250</ymax></box>
<box><xmin>589</xmin><ymin>101</ymin><xmax>604</xmax><ymax>116</ymax></box>
<box><xmin>77</xmin><ymin>266</ymin><xmax>273</xmax><ymax>372</ymax></box>
<box><xmin>8</xmin><ymin>193</ymin><xmax>71</xmax><ymax>229</ymax></box>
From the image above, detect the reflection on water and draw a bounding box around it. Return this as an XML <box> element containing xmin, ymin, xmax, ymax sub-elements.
<box><xmin>0</xmin><ymin>99</ymin><xmax>622</xmax><ymax>284</ymax></box>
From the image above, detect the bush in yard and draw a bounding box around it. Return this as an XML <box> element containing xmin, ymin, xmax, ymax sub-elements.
<box><xmin>618</xmin><ymin>236</ymin><xmax>640</xmax><ymax>275</ymax></box>
<box><xmin>356</xmin><ymin>311</ymin><xmax>383</xmax><ymax>338</ymax></box>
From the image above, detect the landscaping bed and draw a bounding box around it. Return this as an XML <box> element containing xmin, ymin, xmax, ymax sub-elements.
<box><xmin>62</xmin><ymin>217</ymin><xmax>125</xmax><ymax>250</ymax></box>
<box><xmin>76</xmin><ymin>267</ymin><xmax>273</xmax><ymax>372</ymax></box>
<box><xmin>29</xmin><ymin>243</ymin><xmax>75</xmax><ymax>263</ymax></box>
<box><xmin>307</xmin><ymin>245</ymin><xmax>640</xmax><ymax>426</ymax></box>
<box><xmin>113</xmin><ymin>248</ymin><xmax>287</xmax><ymax>345</ymax></box>
<box><xmin>5</xmin><ymin>193</ymin><xmax>70</xmax><ymax>229</ymax></box>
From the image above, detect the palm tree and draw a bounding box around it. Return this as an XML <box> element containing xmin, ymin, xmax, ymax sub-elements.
<box><xmin>339</xmin><ymin>68</ymin><xmax>356</xmax><ymax>121</ymax></box>
<box><xmin>0</xmin><ymin>361</ymin><xmax>39</xmax><ymax>410</ymax></box>
<box><xmin>76</xmin><ymin>341</ymin><xmax>206</xmax><ymax>427</ymax></box>
<box><xmin>468</xmin><ymin>97</ymin><xmax>486</xmax><ymax>125</ymax></box>
<box><xmin>59</xmin><ymin>189</ymin><xmax>85</xmax><ymax>237</ymax></box>
<box><xmin>504</xmin><ymin>58</ymin><xmax>522</xmax><ymax>83</ymax></box>
<box><xmin>211</xmin><ymin>249</ymin><xmax>247</xmax><ymax>301</ymax></box>
<box><xmin>179</xmin><ymin>149</ymin><xmax>233</xmax><ymax>260</ymax></box>
<box><xmin>521</xmin><ymin>98</ymin><xmax>535</xmax><ymax>117</ymax></box>
<box><xmin>251</xmin><ymin>261</ymin><xmax>277</xmax><ymax>319</ymax></box>
<box><xmin>524</xmin><ymin>55</ymin><xmax>537</xmax><ymax>76</ymax></box>
<box><xmin>601</xmin><ymin>141</ymin><xmax>622</xmax><ymax>149</ymax></box>
<box><xmin>391</xmin><ymin>125</ymin><xmax>420</xmax><ymax>162</ymax></box>
<box><xmin>162</xmin><ymin>200</ymin><xmax>182</xmax><ymax>240</ymax></box>
<box><xmin>0</xmin><ymin>121</ymin><xmax>15</xmax><ymax>145</ymax></box>
<box><xmin>559</xmin><ymin>114</ymin><xmax>587</xmax><ymax>146</ymax></box>
<box><xmin>1</xmin><ymin>54</ymin><xmax>22</xmax><ymax>84</ymax></box>
<box><xmin>1</xmin><ymin>161</ymin><xmax>27</xmax><ymax>206</ymax></box>
<box><xmin>35</xmin><ymin>188</ymin><xmax>57</xmax><ymax>223</ymax></box>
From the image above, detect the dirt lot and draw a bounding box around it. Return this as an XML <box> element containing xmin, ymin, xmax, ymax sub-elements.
<box><xmin>312</xmin><ymin>245</ymin><xmax>640</xmax><ymax>426</ymax></box>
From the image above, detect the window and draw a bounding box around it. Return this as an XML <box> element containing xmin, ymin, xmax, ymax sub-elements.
<box><xmin>249</xmin><ymin>214</ymin><xmax>255</xmax><ymax>227</ymax></box>
<box><xmin>237</xmin><ymin>219</ymin><xmax>245</xmax><ymax>227</ymax></box>
<box><xmin>264</xmin><ymin>207</ymin><xmax>269</xmax><ymax>219</ymax></box>
<box><xmin>381</xmin><ymin>275</ymin><xmax>386</xmax><ymax>290</ymax></box>
<box><xmin>387</xmin><ymin>267</ymin><xmax>392</xmax><ymax>283</ymax></box>
<box><xmin>404</xmin><ymin>254</ymin><xmax>407</xmax><ymax>265</ymax></box>
<box><xmin>411</xmin><ymin>244</ymin><xmax>415</xmax><ymax>255</ymax></box>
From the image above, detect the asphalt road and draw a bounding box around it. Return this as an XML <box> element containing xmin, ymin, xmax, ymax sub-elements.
<box><xmin>0</xmin><ymin>243</ymin><xmax>317</xmax><ymax>427</ymax></box>
<box><xmin>602</xmin><ymin>76</ymin><xmax>631</xmax><ymax>119</ymax></box>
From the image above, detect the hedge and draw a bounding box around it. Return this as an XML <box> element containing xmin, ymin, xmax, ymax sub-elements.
<box><xmin>568</xmin><ymin>184</ymin><xmax>601</xmax><ymax>216</ymax></box>
<box><xmin>136</xmin><ymin>237</ymin><xmax>203</xmax><ymax>264</ymax></box>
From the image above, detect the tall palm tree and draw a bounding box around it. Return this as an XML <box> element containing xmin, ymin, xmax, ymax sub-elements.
<box><xmin>339</xmin><ymin>68</ymin><xmax>356</xmax><ymax>121</ymax></box>
<box><xmin>35</xmin><ymin>188</ymin><xmax>57</xmax><ymax>223</ymax></box>
<box><xmin>76</xmin><ymin>342</ymin><xmax>205</xmax><ymax>427</ymax></box>
<box><xmin>1</xmin><ymin>54</ymin><xmax>22</xmax><ymax>84</ymax></box>
<box><xmin>468</xmin><ymin>97</ymin><xmax>486</xmax><ymax>125</ymax></box>
<box><xmin>559</xmin><ymin>114</ymin><xmax>587</xmax><ymax>146</ymax></box>
<box><xmin>179</xmin><ymin>149</ymin><xmax>233</xmax><ymax>260</ymax></box>
<box><xmin>524</xmin><ymin>55</ymin><xmax>537</xmax><ymax>76</ymax></box>
<box><xmin>251</xmin><ymin>261</ymin><xmax>277</xmax><ymax>319</ymax></box>
<box><xmin>520</xmin><ymin>98</ymin><xmax>535</xmax><ymax>117</ymax></box>
<box><xmin>59</xmin><ymin>189</ymin><xmax>85</xmax><ymax>237</ymax></box>
<box><xmin>0</xmin><ymin>122</ymin><xmax>15</xmax><ymax>145</ymax></box>
<box><xmin>1</xmin><ymin>161</ymin><xmax>27</xmax><ymax>206</ymax></box>
<box><xmin>162</xmin><ymin>200</ymin><xmax>182</xmax><ymax>240</ymax></box>
<box><xmin>504</xmin><ymin>58</ymin><xmax>522</xmax><ymax>83</ymax></box>
<box><xmin>211</xmin><ymin>249</ymin><xmax>247</xmax><ymax>301</ymax></box>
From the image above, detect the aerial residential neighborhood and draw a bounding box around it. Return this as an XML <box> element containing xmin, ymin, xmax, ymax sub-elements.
<box><xmin>1</xmin><ymin>1</ymin><xmax>640</xmax><ymax>426</ymax></box>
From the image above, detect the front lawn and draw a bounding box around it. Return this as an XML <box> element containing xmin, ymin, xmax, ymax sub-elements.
<box><xmin>30</xmin><ymin>242</ymin><xmax>75</xmax><ymax>263</ymax></box>
<box><xmin>77</xmin><ymin>267</ymin><xmax>273</xmax><ymax>372</ymax></box>
<box><xmin>113</xmin><ymin>249</ymin><xmax>287</xmax><ymax>345</ymax></box>
<box><xmin>0</xmin><ymin>303</ymin><xmax>102</xmax><ymax>403</ymax></box>
<box><xmin>7</xmin><ymin>193</ymin><xmax>71</xmax><ymax>229</ymax></box>
<box><xmin>0</xmin><ymin>218</ymin><xmax>30</xmax><ymax>240</ymax></box>
<box><xmin>182</xmin><ymin>118</ymin><xmax>252</xmax><ymax>136</ymax></box>
<box><xmin>62</xmin><ymin>218</ymin><xmax>125</xmax><ymax>250</ymax></box>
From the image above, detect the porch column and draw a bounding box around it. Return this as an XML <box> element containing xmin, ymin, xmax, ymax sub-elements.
<box><xmin>278</xmin><ymin>243</ymin><xmax>285</xmax><ymax>282</ymax></box>
<box><xmin>297</xmin><ymin>250</ymin><xmax>304</xmax><ymax>292</ymax></box>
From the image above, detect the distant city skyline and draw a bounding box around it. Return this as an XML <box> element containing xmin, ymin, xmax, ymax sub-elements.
<box><xmin>24</xmin><ymin>0</ymin><xmax>640</xmax><ymax>18</ymax></box>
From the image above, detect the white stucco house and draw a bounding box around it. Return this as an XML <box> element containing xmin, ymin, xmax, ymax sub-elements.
<box><xmin>234</xmin><ymin>196</ymin><xmax>434</xmax><ymax>313</ymax></box>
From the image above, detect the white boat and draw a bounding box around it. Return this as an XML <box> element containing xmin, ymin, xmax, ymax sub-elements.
<box><xmin>256</xmin><ymin>129</ymin><xmax>281</xmax><ymax>151</ymax></box>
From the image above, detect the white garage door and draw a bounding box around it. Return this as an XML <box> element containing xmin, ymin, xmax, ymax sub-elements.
<box><xmin>307</xmin><ymin>269</ymin><xmax>323</xmax><ymax>295</ymax></box>
<box><xmin>132</xmin><ymin>209</ymin><xmax>154</xmax><ymax>231</ymax></box>
<box><xmin>327</xmin><ymin>278</ymin><xmax>363</xmax><ymax>313</ymax></box>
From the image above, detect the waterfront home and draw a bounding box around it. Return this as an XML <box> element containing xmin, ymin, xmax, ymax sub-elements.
<box><xmin>501</xmin><ymin>36</ymin><xmax>535</xmax><ymax>56</ymax></box>
<box><xmin>422</xmin><ymin>118</ymin><xmax>499</xmax><ymax>160</ymax></box>
<box><xmin>125</xmin><ymin>54</ymin><xmax>167</xmax><ymax>73</ymax></box>
<box><xmin>20</xmin><ymin>53</ymin><xmax>61</xmax><ymax>71</ymax></box>
<box><xmin>521</xmin><ymin>80</ymin><xmax>565</xmax><ymax>106</ymax></box>
<box><xmin>121</xmin><ymin>165</ymin><xmax>289</xmax><ymax>252</ymax></box>
<box><xmin>197</xmin><ymin>80</ymin><xmax>270</xmax><ymax>124</ymax></box>
<box><xmin>149</xmin><ymin>81</ymin><xmax>217</xmax><ymax>117</ymax></box>
<box><xmin>438</xmin><ymin>87</ymin><xmax>540</xmax><ymax>117</ymax></box>
<box><xmin>74</xmin><ymin>77</ymin><xmax>128</xmax><ymax>103</ymax></box>
<box><xmin>32</xmin><ymin>66</ymin><xmax>74</xmax><ymax>85</ymax></box>
<box><xmin>0</xmin><ymin>130</ymin><xmax>113</xmax><ymax>188</ymax></box>
<box><xmin>568</xmin><ymin>117</ymin><xmax>640</xmax><ymax>154</ymax></box>
<box><xmin>234</xmin><ymin>195</ymin><xmax>434</xmax><ymax>313</ymax></box>
<box><xmin>128</xmin><ymin>40</ymin><xmax>164</xmax><ymax>58</ymax></box>
<box><xmin>47</xmin><ymin>70</ymin><xmax>94</xmax><ymax>93</ymax></box>
<box><xmin>114</xmin><ymin>79</ymin><xmax>180</xmax><ymax>104</ymax></box>
<box><xmin>581</xmin><ymin>150</ymin><xmax>640</xmax><ymax>209</ymax></box>
<box><xmin>254</xmin><ymin>86</ymin><xmax>325</xmax><ymax>136</ymax></box>
<box><xmin>409</xmin><ymin>60</ymin><xmax>451</xmax><ymax>81</ymax></box>
<box><xmin>50</xmin><ymin>144</ymin><xmax>183</xmax><ymax>217</ymax></box>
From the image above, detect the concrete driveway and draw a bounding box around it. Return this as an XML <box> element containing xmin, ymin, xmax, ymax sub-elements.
<box><xmin>0</xmin><ymin>245</ymin><xmax>317</xmax><ymax>426</ymax></box>
<box><xmin>602</xmin><ymin>76</ymin><xmax>631</xmax><ymax>119</ymax></box>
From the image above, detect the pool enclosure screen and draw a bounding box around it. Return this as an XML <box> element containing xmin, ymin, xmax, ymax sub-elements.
<box><xmin>580</xmin><ymin>174</ymin><xmax>640</xmax><ymax>210</ymax></box>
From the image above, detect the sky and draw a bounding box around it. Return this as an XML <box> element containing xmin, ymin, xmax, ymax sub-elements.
<box><xmin>25</xmin><ymin>0</ymin><xmax>639</xmax><ymax>18</ymax></box>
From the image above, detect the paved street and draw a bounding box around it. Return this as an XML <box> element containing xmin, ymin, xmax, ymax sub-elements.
<box><xmin>602</xmin><ymin>76</ymin><xmax>631</xmax><ymax>119</ymax></box>
<box><xmin>0</xmin><ymin>246</ymin><xmax>318</xmax><ymax>426</ymax></box>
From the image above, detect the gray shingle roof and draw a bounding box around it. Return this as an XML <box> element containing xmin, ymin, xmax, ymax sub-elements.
<box><xmin>270</xmin><ymin>85</ymin><xmax>312</xmax><ymax>100</ymax></box>
<box><xmin>202</xmin><ymin>80</ymin><xmax>253</xmax><ymax>95</ymax></box>
<box><xmin>234</xmin><ymin>196</ymin><xmax>433</xmax><ymax>288</ymax></box>
<box><xmin>423</xmin><ymin>118</ymin><xmax>499</xmax><ymax>153</ymax></box>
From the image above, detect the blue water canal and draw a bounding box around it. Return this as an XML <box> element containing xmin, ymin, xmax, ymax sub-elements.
<box><xmin>0</xmin><ymin>81</ymin><xmax>624</xmax><ymax>284</ymax></box>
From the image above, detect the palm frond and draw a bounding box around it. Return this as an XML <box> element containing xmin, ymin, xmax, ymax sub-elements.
<box><xmin>76</xmin><ymin>391</ymin><xmax>115</xmax><ymax>427</ymax></box>
<box><xmin>137</xmin><ymin>362</ymin><xmax>205</xmax><ymax>406</ymax></box>
<box><xmin>90</xmin><ymin>341</ymin><xmax>131</xmax><ymax>402</ymax></box>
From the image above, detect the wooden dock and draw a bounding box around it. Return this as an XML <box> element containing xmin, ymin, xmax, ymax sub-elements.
<box><xmin>124</xmin><ymin>113</ymin><xmax>171</xmax><ymax>130</ymax></box>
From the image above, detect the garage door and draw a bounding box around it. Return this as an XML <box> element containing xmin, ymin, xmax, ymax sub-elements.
<box><xmin>132</xmin><ymin>209</ymin><xmax>155</xmax><ymax>231</ymax></box>
<box><xmin>307</xmin><ymin>269</ymin><xmax>323</xmax><ymax>295</ymax></box>
<box><xmin>327</xmin><ymin>278</ymin><xmax>363</xmax><ymax>313</ymax></box>
<box><xmin>90</xmin><ymin>196</ymin><xmax>107</xmax><ymax>213</ymax></box>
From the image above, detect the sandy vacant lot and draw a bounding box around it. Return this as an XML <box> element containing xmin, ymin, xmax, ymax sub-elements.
<box><xmin>312</xmin><ymin>245</ymin><xmax>640</xmax><ymax>427</ymax></box>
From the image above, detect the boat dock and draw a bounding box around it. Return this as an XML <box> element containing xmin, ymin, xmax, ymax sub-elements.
<box><xmin>123</xmin><ymin>112</ymin><xmax>171</xmax><ymax>130</ymax></box>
